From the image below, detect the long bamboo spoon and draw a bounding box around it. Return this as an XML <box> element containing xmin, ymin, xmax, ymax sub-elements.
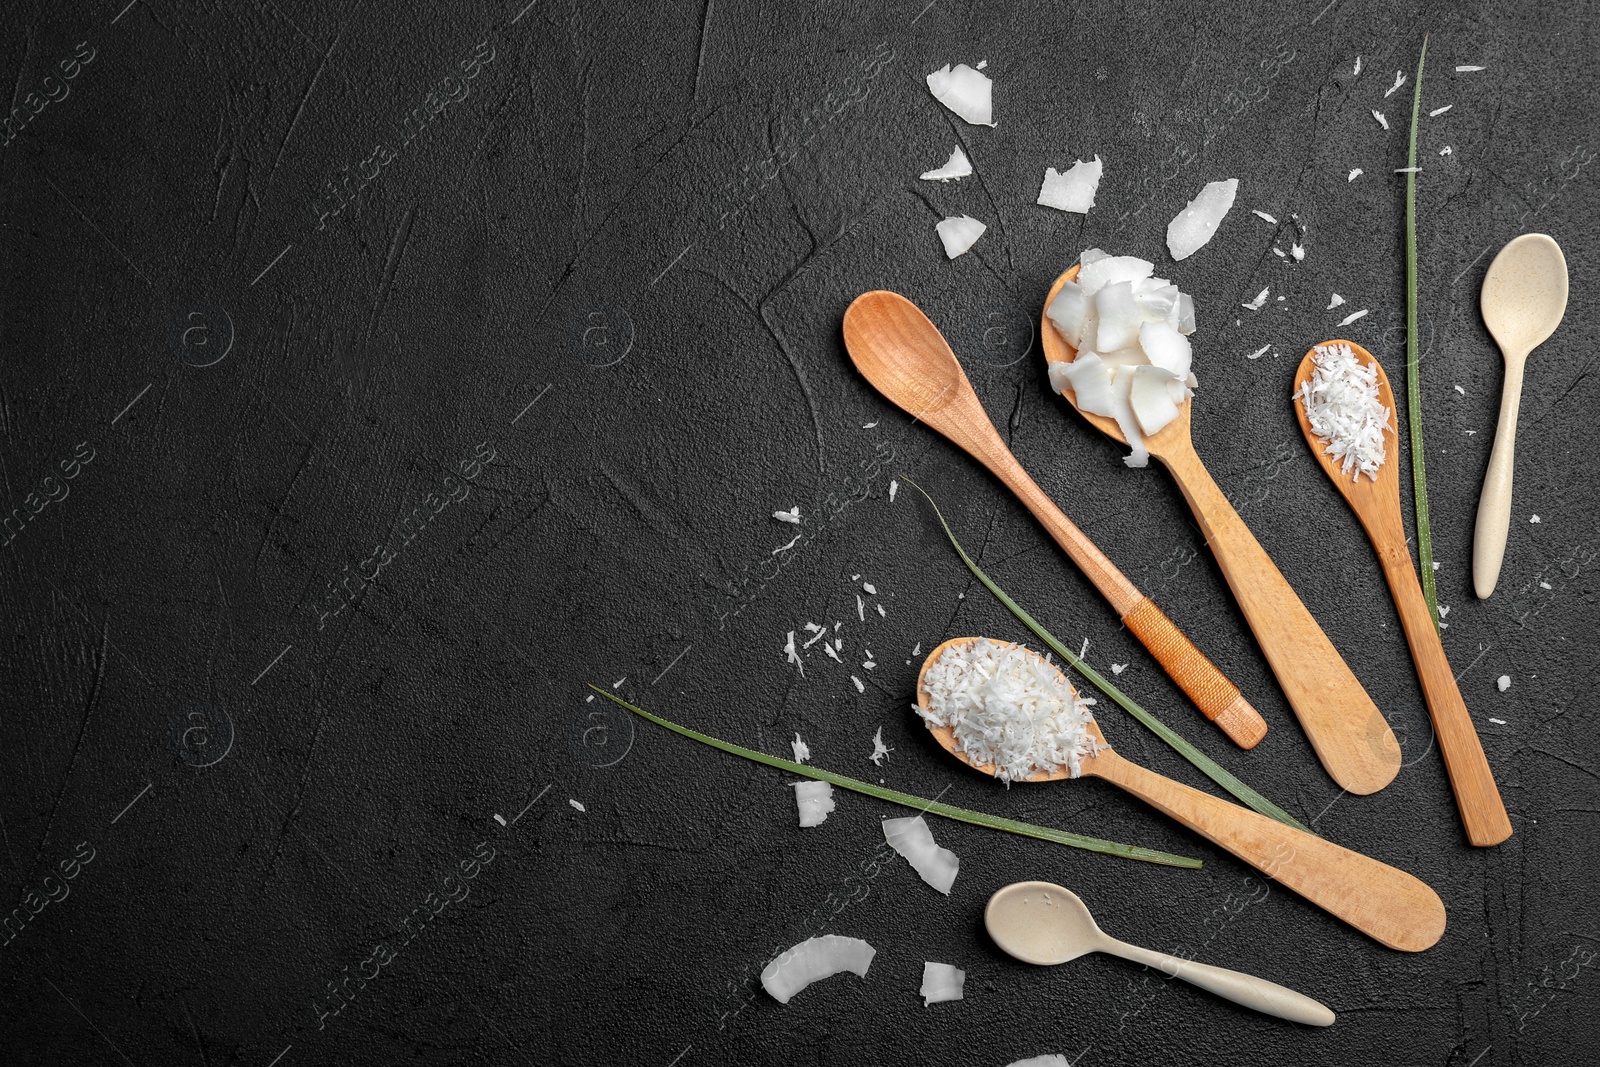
<box><xmin>1041</xmin><ymin>266</ymin><xmax>1400</xmax><ymax>795</ymax></box>
<box><xmin>1293</xmin><ymin>340</ymin><xmax>1512</xmax><ymax>846</ymax></box>
<box><xmin>844</xmin><ymin>290</ymin><xmax>1267</xmax><ymax>749</ymax></box>
<box><xmin>920</xmin><ymin>638</ymin><xmax>1446</xmax><ymax>952</ymax></box>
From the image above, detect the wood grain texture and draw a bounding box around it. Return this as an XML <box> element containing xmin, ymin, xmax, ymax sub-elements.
<box><xmin>1293</xmin><ymin>341</ymin><xmax>1512</xmax><ymax>846</ymax></box>
<box><xmin>844</xmin><ymin>290</ymin><xmax>1267</xmax><ymax>749</ymax></box>
<box><xmin>1041</xmin><ymin>267</ymin><xmax>1400</xmax><ymax>793</ymax></box>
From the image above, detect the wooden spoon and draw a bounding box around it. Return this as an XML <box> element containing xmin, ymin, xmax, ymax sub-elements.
<box><xmin>843</xmin><ymin>290</ymin><xmax>1267</xmax><ymax>748</ymax></box>
<box><xmin>1293</xmin><ymin>340</ymin><xmax>1512</xmax><ymax>847</ymax></box>
<box><xmin>1041</xmin><ymin>266</ymin><xmax>1400</xmax><ymax>795</ymax></box>
<box><xmin>918</xmin><ymin>637</ymin><xmax>1446</xmax><ymax>952</ymax></box>
<box><xmin>986</xmin><ymin>881</ymin><xmax>1335</xmax><ymax>1026</ymax></box>
<box><xmin>1472</xmin><ymin>233</ymin><xmax>1569</xmax><ymax>598</ymax></box>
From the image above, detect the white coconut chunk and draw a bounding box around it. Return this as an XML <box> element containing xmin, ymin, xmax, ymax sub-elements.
<box><xmin>1173</xmin><ymin>292</ymin><xmax>1195</xmax><ymax>334</ymax></box>
<box><xmin>936</xmin><ymin>215</ymin><xmax>987</xmax><ymax>259</ymax></box>
<box><xmin>1328</xmin><ymin>293</ymin><xmax>1346</xmax><ymax>309</ymax></box>
<box><xmin>1048</xmin><ymin>352</ymin><xmax>1116</xmax><ymax>415</ymax></box>
<box><xmin>1045</xmin><ymin>280</ymin><xmax>1092</xmax><ymax>348</ymax></box>
<box><xmin>920</xmin><ymin>962</ymin><xmax>966</xmax><ymax>1006</ymax></box>
<box><xmin>1079</xmin><ymin>248</ymin><xmax>1108</xmax><ymax>266</ymax></box>
<box><xmin>1166</xmin><ymin>178</ymin><xmax>1238</xmax><ymax>260</ymax></box>
<box><xmin>882</xmin><ymin>816</ymin><xmax>959</xmax><ymax>894</ymax></box>
<box><xmin>1242</xmin><ymin>287</ymin><xmax>1269</xmax><ymax>311</ymax></box>
<box><xmin>1037</xmin><ymin>156</ymin><xmax>1102</xmax><ymax>213</ymax></box>
<box><xmin>1132</xmin><ymin>279</ymin><xmax>1179</xmax><ymax>320</ymax></box>
<box><xmin>1372</xmin><ymin>109</ymin><xmax>1390</xmax><ymax>130</ymax></box>
<box><xmin>1497</xmin><ymin>675</ymin><xmax>1511</xmax><ymax>692</ymax></box>
<box><xmin>1139</xmin><ymin>321</ymin><xmax>1192</xmax><ymax>378</ymax></box>
<box><xmin>761</xmin><ymin>935</ymin><xmax>876</xmax><ymax>1003</ymax></box>
<box><xmin>1348</xmin><ymin>168</ymin><xmax>1363</xmax><ymax>181</ymax></box>
<box><xmin>1076</xmin><ymin>253</ymin><xmax>1154</xmax><ymax>295</ymax></box>
<box><xmin>1165</xmin><ymin>376</ymin><xmax>1188</xmax><ymax>404</ymax></box>
<box><xmin>791</xmin><ymin>733</ymin><xmax>811</xmax><ymax>763</ymax></box>
<box><xmin>1094</xmin><ymin>281</ymin><xmax>1146</xmax><ymax>352</ymax></box>
<box><xmin>793</xmin><ymin>780</ymin><xmax>835</xmax><ymax>827</ymax></box>
<box><xmin>926</xmin><ymin>64</ymin><xmax>994</xmax><ymax>126</ymax></box>
<box><xmin>920</xmin><ymin>146</ymin><xmax>973</xmax><ymax>182</ymax></box>
<box><xmin>1007</xmin><ymin>1057</ymin><xmax>1072</xmax><ymax>1067</ymax></box>
<box><xmin>1128</xmin><ymin>365</ymin><xmax>1182</xmax><ymax>436</ymax></box>
<box><xmin>773</xmin><ymin>505</ymin><xmax>801</xmax><ymax>524</ymax></box>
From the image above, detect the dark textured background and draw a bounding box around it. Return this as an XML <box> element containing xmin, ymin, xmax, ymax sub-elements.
<box><xmin>2</xmin><ymin>0</ymin><xmax>1596</xmax><ymax>1064</ymax></box>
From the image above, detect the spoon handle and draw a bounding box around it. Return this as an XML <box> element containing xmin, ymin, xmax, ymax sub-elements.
<box><xmin>1157</xmin><ymin>445</ymin><xmax>1399</xmax><ymax>794</ymax></box>
<box><xmin>1087</xmin><ymin>751</ymin><xmax>1446</xmax><ymax>951</ymax></box>
<box><xmin>1100</xmin><ymin>938</ymin><xmax>1334</xmax><ymax>1026</ymax></box>
<box><xmin>1472</xmin><ymin>357</ymin><xmax>1526</xmax><ymax>599</ymax></box>
<box><xmin>1377</xmin><ymin>551</ymin><xmax>1513</xmax><ymax>845</ymax></box>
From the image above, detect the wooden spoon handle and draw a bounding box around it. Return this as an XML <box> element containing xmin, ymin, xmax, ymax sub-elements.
<box><xmin>990</xmin><ymin>458</ymin><xmax>1267</xmax><ymax>749</ymax></box>
<box><xmin>1102</xmin><ymin>938</ymin><xmax>1334</xmax><ymax>1025</ymax></box>
<box><xmin>1090</xmin><ymin>752</ymin><xmax>1446</xmax><ymax>952</ymax></box>
<box><xmin>1379</xmin><ymin>553</ymin><xmax>1513</xmax><ymax>845</ymax></box>
<box><xmin>1472</xmin><ymin>357</ymin><xmax>1526</xmax><ymax>599</ymax></box>
<box><xmin>1159</xmin><ymin>447</ymin><xmax>1400</xmax><ymax>794</ymax></box>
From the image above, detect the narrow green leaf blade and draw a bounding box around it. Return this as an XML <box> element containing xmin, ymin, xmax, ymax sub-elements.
<box><xmin>1406</xmin><ymin>34</ymin><xmax>1439</xmax><ymax>632</ymax></box>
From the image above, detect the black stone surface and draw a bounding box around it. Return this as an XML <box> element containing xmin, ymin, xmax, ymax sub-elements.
<box><xmin>2</xmin><ymin>1</ymin><xmax>1596</xmax><ymax>1064</ymax></box>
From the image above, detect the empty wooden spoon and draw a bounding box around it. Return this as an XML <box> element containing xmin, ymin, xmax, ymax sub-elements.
<box><xmin>1041</xmin><ymin>265</ymin><xmax>1400</xmax><ymax>795</ymax></box>
<box><xmin>843</xmin><ymin>290</ymin><xmax>1266</xmax><ymax>748</ymax></box>
<box><xmin>1293</xmin><ymin>340</ymin><xmax>1512</xmax><ymax>847</ymax></box>
<box><xmin>1472</xmin><ymin>233</ymin><xmax>1570</xmax><ymax>598</ymax></box>
<box><xmin>986</xmin><ymin>881</ymin><xmax>1335</xmax><ymax>1026</ymax></box>
<box><xmin>919</xmin><ymin>637</ymin><xmax>1446</xmax><ymax>952</ymax></box>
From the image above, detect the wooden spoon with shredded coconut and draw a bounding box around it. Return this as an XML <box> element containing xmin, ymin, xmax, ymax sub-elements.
<box><xmin>916</xmin><ymin>636</ymin><xmax>1449</xmax><ymax>951</ymax></box>
<box><xmin>1291</xmin><ymin>342</ymin><xmax>1512</xmax><ymax>848</ymax></box>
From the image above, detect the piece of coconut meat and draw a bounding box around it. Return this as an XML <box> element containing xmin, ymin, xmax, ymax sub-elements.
<box><xmin>920</xmin><ymin>962</ymin><xmax>966</xmax><ymax>1006</ymax></box>
<box><xmin>761</xmin><ymin>935</ymin><xmax>877</xmax><ymax>1004</ymax></box>
<box><xmin>1166</xmin><ymin>178</ymin><xmax>1239</xmax><ymax>260</ymax></box>
<box><xmin>881</xmin><ymin>815</ymin><xmax>959</xmax><ymax>894</ymax></box>
<box><xmin>793</xmin><ymin>781</ymin><xmax>835</xmax><ymax>827</ymax></box>
<box><xmin>920</xmin><ymin>146</ymin><xmax>973</xmax><ymax>182</ymax></box>
<box><xmin>935</xmin><ymin>216</ymin><xmax>987</xmax><ymax>259</ymax></box>
<box><xmin>926</xmin><ymin>63</ymin><xmax>994</xmax><ymax>126</ymax></box>
<box><xmin>1127</xmin><ymin>365</ymin><xmax>1183</xmax><ymax>436</ymax></box>
<box><xmin>1037</xmin><ymin>156</ymin><xmax>1102</xmax><ymax>213</ymax></box>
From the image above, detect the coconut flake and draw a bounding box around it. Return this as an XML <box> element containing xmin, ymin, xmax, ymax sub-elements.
<box><xmin>791</xmin><ymin>733</ymin><xmax>811</xmax><ymax>763</ymax></box>
<box><xmin>1037</xmin><ymin>157</ymin><xmax>1102</xmax><ymax>213</ymax></box>
<box><xmin>1385</xmin><ymin>71</ymin><xmax>1406</xmax><ymax>96</ymax></box>
<box><xmin>1111</xmin><ymin>663</ymin><xmax>1128</xmax><ymax>675</ymax></box>
<box><xmin>1440</xmin><ymin>146</ymin><xmax>1453</xmax><ymax>156</ymax></box>
<box><xmin>851</xmin><ymin>674</ymin><xmax>866</xmax><ymax>694</ymax></box>
<box><xmin>785</xmin><ymin>631</ymin><xmax>805</xmax><ymax>676</ymax></box>
<box><xmin>1353</xmin><ymin>55</ymin><xmax>1363</xmax><ymax>76</ymax></box>
<box><xmin>1246</xmin><ymin>344</ymin><xmax>1271</xmax><ymax>361</ymax></box>
<box><xmin>1328</xmin><ymin>293</ymin><xmax>1346</xmax><ymax>309</ymax></box>
<box><xmin>1166</xmin><ymin>178</ymin><xmax>1238</xmax><ymax>260</ymax></box>
<box><xmin>1372</xmin><ymin>109</ymin><xmax>1390</xmax><ymax>130</ymax></box>
<box><xmin>1456</xmin><ymin>65</ymin><xmax>1484</xmax><ymax>72</ymax></box>
<box><xmin>1292</xmin><ymin>243</ymin><xmax>1306</xmax><ymax>261</ymax></box>
<box><xmin>773</xmin><ymin>534</ymin><xmax>799</xmax><ymax>554</ymax></box>
<box><xmin>920</xmin><ymin>962</ymin><xmax>966</xmax><ymax>1005</ymax></box>
<box><xmin>1242</xmin><ymin>287</ymin><xmax>1269</xmax><ymax>311</ymax></box>
<box><xmin>888</xmin><ymin>479</ymin><xmax>899</xmax><ymax>502</ymax></box>
<box><xmin>1395</xmin><ymin>166</ymin><xmax>1421</xmax><ymax>174</ymax></box>
<box><xmin>793</xmin><ymin>780</ymin><xmax>835</xmax><ymax>827</ymax></box>
<box><xmin>921</xmin><ymin>145</ymin><xmax>974</xmax><ymax>182</ymax></box>
<box><xmin>936</xmin><ymin>215</ymin><xmax>987</xmax><ymax>259</ymax></box>
<box><xmin>1429</xmin><ymin>104</ymin><xmax>1453</xmax><ymax>117</ymax></box>
<box><xmin>1497</xmin><ymin>675</ymin><xmax>1511</xmax><ymax>692</ymax></box>
<box><xmin>1006</xmin><ymin>1057</ymin><xmax>1073</xmax><ymax>1067</ymax></box>
<box><xmin>1294</xmin><ymin>341</ymin><xmax>1393</xmax><ymax>480</ymax></box>
<box><xmin>773</xmin><ymin>505</ymin><xmax>801</xmax><ymax>524</ymax></box>
<box><xmin>761</xmin><ymin>935</ymin><xmax>875</xmax><ymax>1003</ymax></box>
<box><xmin>863</xmin><ymin>582</ymin><xmax>877</xmax><ymax>594</ymax></box>
<box><xmin>882</xmin><ymin>816</ymin><xmax>959</xmax><ymax>894</ymax></box>
<box><xmin>1252</xmin><ymin>209</ymin><xmax>1278</xmax><ymax>224</ymax></box>
<box><xmin>1338</xmin><ymin>308</ymin><xmax>1370</xmax><ymax>326</ymax></box>
<box><xmin>1348</xmin><ymin>168</ymin><xmax>1363</xmax><ymax>182</ymax></box>
<box><xmin>868</xmin><ymin>725</ymin><xmax>891</xmax><ymax>763</ymax></box>
<box><xmin>926</xmin><ymin>64</ymin><xmax>994</xmax><ymax>126</ymax></box>
<box><xmin>569</xmin><ymin>799</ymin><xmax>586</xmax><ymax>812</ymax></box>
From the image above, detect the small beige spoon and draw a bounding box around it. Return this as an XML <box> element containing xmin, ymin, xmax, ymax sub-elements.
<box><xmin>986</xmin><ymin>881</ymin><xmax>1335</xmax><ymax>1026</ymax></box>
<box><xmin>918</xmin><ymin>637</ymin><xmax>1446</xmax><ymax>952</ymax></box>
<box><xmin>1473</xmin><ymin>233</ymin><xmax>1569</xmax><ymax>598</ymax></box>
<box><xmin>1293</xmin><ymin>341</ymin><xmax>1511</xmax><ymax>847</ymax></box>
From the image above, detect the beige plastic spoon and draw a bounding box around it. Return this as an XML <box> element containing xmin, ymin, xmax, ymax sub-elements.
<box><xmin>1472</xmin><ymin>233</ymin><xmax>1569</xmax><ymax>598</ymax></box>
<box><xmin>1042</xmin><ymin>266</ymin><xmax>1400</xmax><ymax>795</ymax></box>
<box><xmin>919</xmin><ymin>637</ymin><xmax>1447</xmax><ymax>952</ymax></box>
<box><xmin>986</xmin><ymin>881</ymin><xmax>1335</xmax><ymax>1026</ymax></box>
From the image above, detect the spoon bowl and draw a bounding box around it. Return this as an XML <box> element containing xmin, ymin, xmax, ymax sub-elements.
<box><xmin>917</xmin><ymin>637</ymin><xmax>1446</xmax><ymax>952</ymax></box>
<box><xmin>985</xmin><ymin>881</ymin><xmax>1336</xmax><ymax>1026</ymax></box>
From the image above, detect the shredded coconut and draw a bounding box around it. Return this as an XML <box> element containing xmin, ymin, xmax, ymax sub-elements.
<box><xmin>792</xmin><ymin>733</ymin><xmax>811</xmax><ymax>762</ymax></box>
<box><xmin>1385</xmin><ymin>71</ymin><xmax>1406</xmax><ymax>96</ymax></box>
<box><xmin>1348</xmin><ymin>168</ymin><xmax>1363</xmax><ymax>182</ymax></box>
<box><xmin>868</xmin><ymin>725</ymin><xmax>891</xmax><ymax>763</ymax></box>
<box><xmin>1372</xmin><ymin>109</ymin><xmax>1390</xmax><ymax>130</ymax></box>
<box><xmin>1338</xmin><ymin>308</ymin><xmax>1370</xmax><ymax>325</ymax></box>
<box><xmin>773</xmin><ymin>506</ymin><xmax>801</xmax><ymax>524</ymax></box>
<box><xmin>1295</xmin><ymin>342</ymin><xmax>1393</xmax><ymax>480</ymax></box>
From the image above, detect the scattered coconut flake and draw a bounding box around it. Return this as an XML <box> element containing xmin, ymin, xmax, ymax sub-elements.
<box><xmin>1353</xmin><ymin>55</ymin><xmax>1362</xmax><ymax>76</ymax></box>
<box><xmin>569</xmin><ymin>799</ymin><xmax>586</xmax><ymax>812</ymax></box>
<box><xmin>1348</xmin><ymin>168</ymin><xmax>1363</xmax><ymax>182</ymax></box>
<box><xmin>613</xmin><ymin>676</ymin><xmax>626</xmax><ymax>688</ymax></box>
<box><xmin>1295</xmin><ymin>341</ymin><xmax>1393</xmax><ymax>480</ymax></box>
<box><xmin>868</xmin><ymin>725</ymin><xmax>891</xmax><ymax>763</ymax></box>
<box><xmin>1079</xmin><ymin>637</ymin><xmax>1089</xmax><ymax>658</ymax></box>
<box><xmin>823</xmin><ymin>643</ymin><xmax>841</xmax><ymax>662</ymax></box>
<box><xmin>877</xmin><ymin>604</ymin><xmax>887</xmax><ymax>617</ymax></box>
<box><xmin>1385</xmin><ymin>71</ymin><xmax>1406</xmax><ymax>96</ymax></box>
<box><xmin>882</xmin><ymin>816</ymin><xmax>960</xmax><ymax>894</ymax></box>
<box><xmin>857</xmin><ymin>595</ymin><xmax>865</xmax><ymax>622</ymax></box>
<box><xmin>1338</xmin><ymin>308</ymin><xmax>1370</xmax><ymax>326</ymax></box>
<box><xmin>1328</xmin><ymin>293</ymin><xmax>1346</xmax><ymax>309</ymax></box>
<box><xmin>1292</xmin><ymin>243</ymin><xmax>1306</xmax><ymax>261</ymax></box>
<box><xmin>785</xmin><ymin>631</ymin><xmax>805</xmax><ymax>676</ymax></box>
<box><xmin>921</xmin><ymin>145</ymin><xmax>974</xmax><ymax>182</ymax></box>
<box><xmin>926</xmin><ymin>63</ymin><xmax>994</xmax><ymax>126</ymax></box>
<box><xmin>1497</xmin><ymin>675</ymin><xmax>1511</xmax><ymax>691</ymax></box>
<box><xmin>936</xmin><ymin>215</ymin><xmax>987</xmax><ymax>259</ymax></box>
<box><xmin>976</xmin><ymin>59</ymin><xmax>987</xmax><ymax>70</ymax></box>
<box><xmin>1006</xmin><ymin>1057</ymin><xmax>1072</xmax><ymax>1067</ymax></box>
<box><xmin>1111</xmin><ymin>663</ymin><xmax>1127</xmax><ymax>675</ymax></box>
<box><xmin>1395</xmin><ymin>166</ymin><xmax>1421</xmax><ymax>174</ymax></box>
<box><xmin>1242</xmin><ymin>287</ymin><xmax>1269</xmax><ymax>311</ymax></box>
<box><xmin>917</xmin><ymin>638</ymin><xmax>1099</xmax><ymax>783</ymax></box>
<box><xmin>1252</xmin><ymin>209</ymin><xmax>1278</xmax><ymax>224</ymax></box>
<box><xmin>772</xmin><ymin>505</ymin><xmax>801</xmax><ymax>524</ymax></box>
<box><xmin>1166</xmin><ymin>178</ymin><xmax>1238</xmax><ymax>260</ymax></box>
<box><xmin>804</xmin><ymin>627</ymin><xmax>829</xmax><ymax>649</ymax></box>
<box><xmin>1037</xmin><ymin>157</ymin><xmax>1103</xmax><ymax>213</ymax></box>
<box><xmin>863</xmin><ymin>660</ymin><xmax>876</xmax><ymax>670</ymax></box>
<box><xmin>852</xmin><ymin>674</ymin><xmax>866</xmax><ymax>694</ymax></box>
<box><xmin>863</xmin><ymin>582</ymin><xmax>877</xmax><ymax>594</ymax></box>
<box><xmin>1429</xmin><ymin>104</ymin><xmax>1453</xmax><ymax>117</ymax></box>
<box><xmin>1434</xmin><ymin>562</ymin><xmax>1441</xmax><ymax>570</ymax></box>
<box><xmin>1489</xmin><ymin>717</ymin><xmax>1507</xmax><ymax>724</ymax></box>
<box><xmin>761</xmin><ymin>935</ymin><xmax>876</xmax><ymax>1004</ymax></box>
<box><xmin>1531</xmin><ymin>515</ymin><xmax>1541</xmax><ymax>523</ymax></box>
<box><xmin>793</xmin><ymin>781</ymin><xmax>835</xmax><ymax>827</ymax></box>
<box><xmin>1272</xmin><ymin>247</ymin><xmax>1286</xmax><ymax>258</ymax></box>
<box><xmin>912</xmin><ymin>642</ymin><xmax>922</xmax><ymax>656</ymax></box>
<box><xmin>1456</xmin><ymin>65</ymin><xmax>1484</xmax><ymax>72</ymax></box>
<box><xmin>1454</xmin><ymin>384</ymin><xmax>1465</xmax><ymax>395</ymax></box>
<box><xmin>1439</xmin><ymin>605</ymin><xmax>1451</xmax><ymax>618</ymax></box>
<box><xmin>585</xmin><ymin>694</ymin><xmax>594</xmax><ymax>702</ymax></box>
<box><xmin>792</xmin><ymin>733</ymin><xmax>811</xmax><ymax>763</ymax></box>
<box><xmin>889</xmin><ymin>479</ymin><xmax>899</xmax><ymax>502</ymax></box>
<box><xmin>1440</xmin><ymin>146</ymin><xmax>1453</xmax><ymax>156</ymax></box>
<box><xmin>773</xmin><ymin>534</ymin><xmax>800</xmax><ymax>554</ymax></box>
<box><xmin>863</xmin><ymin>420</ymin><xmax>878</xmax><ymax>428</ymax></box>
<box><xmin>921</xmin><ymin>961</ymin><xmax>966</xmax><ymax>1006</ymax></box>
<box><xmin>1372</xmin><ymin>109</ymin><xmax>1390</xmax><ymax>130</ymax></box>
<box><xmin>1246</xmin><ymin>344</ymin><xmax>1271</xmax><ymax>361</ymax></box>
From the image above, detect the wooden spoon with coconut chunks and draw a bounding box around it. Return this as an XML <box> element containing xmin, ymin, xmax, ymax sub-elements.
<box><xmin>919</xmin><ymin>638</ymin><xmax>1447</xmax><ymax>953</ymax></box>
<box><xmin>843</xmin><ymin>290</ymin><xmax>1267</xmax><ymax>749</ymax></box>
<box><xmin>1293</xmin><ymin>341</ymin><xmax>1512</xmax><ymax>847</ymax></box>
<box><xmin>1041</xmin><ymin>265</ymin><xmax>1400</xmax><ymax>796</ymax></box>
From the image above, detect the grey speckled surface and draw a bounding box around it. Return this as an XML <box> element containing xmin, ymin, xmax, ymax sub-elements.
<box><xmin>1</xmin><ymin>1</ymin><xmax>1596</xmax><ymax>1064</ymax></box>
